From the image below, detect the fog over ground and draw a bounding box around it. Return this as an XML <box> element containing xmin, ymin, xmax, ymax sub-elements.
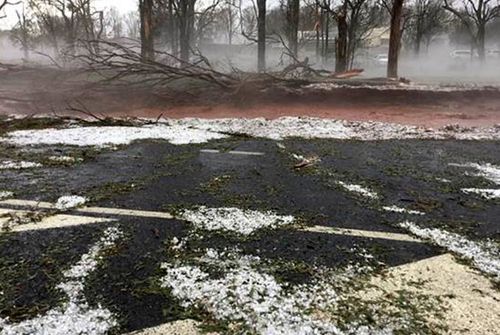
<box><xmin>0</xmin><ymin>0</ymin><xmax>499</xmax><ymax>86</ymax></box>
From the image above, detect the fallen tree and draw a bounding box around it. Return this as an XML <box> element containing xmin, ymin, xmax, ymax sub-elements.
<box><xmin>74</xmin><ymin>39</ymin><xmax>349</xmax><ymax>98</ymax></box>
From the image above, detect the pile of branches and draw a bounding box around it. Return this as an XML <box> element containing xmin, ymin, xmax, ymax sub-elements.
<box><xmin>75</xmin><ymin>40</ymin><xmax>330</xmax><ymax>97</ymax></box>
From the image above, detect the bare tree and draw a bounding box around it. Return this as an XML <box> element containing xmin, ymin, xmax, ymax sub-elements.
<box><xmin>106</xmin><ymin>7</ymin><xmax>124</xmax><ymax>38</ymax></box>
<box><xmin>24</xmin><ymin>0</ymin><xmax>103</xmax><ymax>57</ymax></box>
<box><xmin>257</xmin><ymin>0</ymin><xmax>266</xmax><ymax>72</ymax></box>
<box><xmin>406</xmin><ymin>0</ymin><xmax>447</xmax><ymax>55</ymax></box>
<box><xmin>219</xmin><ymin>0</ymin><xmax>239</xmax><ymax>45</ymax></box>
<box><xmin>0</xmin><ymin>0</ymin><xmax>20</xmax><ymax>18</ymax></box>
<box><xmin>345</xmin><ymin>0</ymin><xmax>381</xmax><ymax>68</ymax></box>
<box><xmin>139</xmin><ymin>0</ymin><xmax>154</xmax><ymax>61</ymax></box>
<box><xmin>285</xmin><ymin>0</ymin><xmax>300</xmax><ymax>58</ymax></box>
<box><xmin>11</xmin><ymin>5</ymin><xmax>33</xmax><ymax>61</ymax></box>
<box><xmin>444</xmin><ymin>0</ymin><xmax>500</xmax><ymax>61</ymax></box>
<box><xmin>387</xmin><ymin>0</ymin><xmax>404</xmax><ymax>78</ymax></box>
<box><xmin>124</xmin><ymin>11</ymin><xmax>140</xmax><ymax>39</ymax></box>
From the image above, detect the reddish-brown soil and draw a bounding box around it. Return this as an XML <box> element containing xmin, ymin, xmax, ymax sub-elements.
<box><xmin>1</xmin><ymin>67</ymin><xmax>500</xmax><ymax>128</ymax></box>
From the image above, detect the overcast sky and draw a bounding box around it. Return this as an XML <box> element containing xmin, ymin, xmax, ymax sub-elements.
<box><xmin>0</xmin><ymin>0</ymin><xmax>138</xmax><ymax>29</ymax></box>
<box><xmin>0</xmin><ymin>0</ymin><xmax>279</xmax><ymax>29</ymax></box>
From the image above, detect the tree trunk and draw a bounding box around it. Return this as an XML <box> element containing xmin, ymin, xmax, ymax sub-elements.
<box><xmin>315</xmin><ymin>3</ymin><xmax>320</xmax><ymax>62</ymax></box>
<box><xmin>140</xmin><ymin>0</ymin><xmax>154</xmax><ymax>62</ymax></box>
<box><xmin>178</xmin><ymin>0</ymin><xmax>195</xmax><ymax>63</ymax></box>
<box><xmin>257</xmin><ymin>0</ymin><xmax>266</xmax><ymax>72</ymax></box>
<box><xmin>286</xmin><ymin>0</ymin><xmax>300</xmax><ymax>59</ymax></box>
<box><xmin>167</xmin><ymin>0</ymin><xmax>177</xmax><ymax>54</ymax></box>
<box><xmin>324</xmin><ymin>12</ymin><xmax>329</xmax><ymax>66</ymax></box>
<box><xmin>414</xmin><ymin>19</ymin><xmax>422</xmax><ymax>56</ymax></box>
<box><xmin>477</xmin><ymin>23</ymin><xmax>486</xmax><ymax>62</ymax></box>
<box><xmin>387</xmin><ymin>0</ymin><xmax>404</xmax><ymax>78</ymax></box>
<box><xmin>335</xmin><ymin>6</ymin><xmax>348</xmax><ymax>73</ymax></box>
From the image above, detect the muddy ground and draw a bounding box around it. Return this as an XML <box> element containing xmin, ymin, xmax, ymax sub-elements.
<box><xmin>1</xmin><ymin>67</ymin><xmax>500</xmax><ymax>127</ymax></box>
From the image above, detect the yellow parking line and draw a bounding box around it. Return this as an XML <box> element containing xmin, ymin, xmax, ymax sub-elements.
<box><xmin>301</xmin><ymin>225</ymin><xmax>421</xmax><ymax>243</ymax></box>
<box><xmin>6</xmin><ymin>214</ymin><xmax>116</xmax><ymax>232</ymax></box>
<box><xmin>75</xmin><ymin>207</ymin><xmax>174</xmax><ymax>219</ymax></box>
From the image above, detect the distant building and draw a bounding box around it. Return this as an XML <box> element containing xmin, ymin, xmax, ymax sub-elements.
<box><xmin>365</xmin><ymin>27</ymin><xmax>390</xmax><ymax>48</ymax></box>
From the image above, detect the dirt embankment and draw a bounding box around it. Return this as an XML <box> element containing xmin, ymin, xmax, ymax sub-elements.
<box><xmin>1</xmin><ymin>67</ymin><xmax>500</xmax><ymax>128</ymax></box>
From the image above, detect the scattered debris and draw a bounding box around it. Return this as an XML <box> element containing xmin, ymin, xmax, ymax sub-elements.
<box><xmin>332</xmin><ymin>69</ymin><xmax>364</xmax><ymax>79</ymax></box>
<box><xmin>1</xmin><ymin>210</ymin><xmax>46</xmax><ymax>232</ymax></box>
<box><xmin>293</xmin><ymin>155</ymin><xmax>321</xmax><ymax>169</ymax></box>
<box><xmin>179</xmin><ymin>207</ymin><xmax>295</xmax><ymax>235</ymax></box>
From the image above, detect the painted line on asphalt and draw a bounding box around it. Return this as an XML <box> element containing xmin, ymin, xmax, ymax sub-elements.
<box><xmin>75</xmin><ymin>207</ymin><xmax>174</xmax><ymax>219</ymax></box>
<box><xmin>0</xmin><ymin>199</ymin><xmax>55</xmax><ymax>209</ymax></box>
<box><xmin>5</xmin><ymin>214</ymin><xmax>116</xmax><ymax>232</ymax></box>
<box><xmin>301</xmin><ymin>225</ymin><xmax>421</xmax><ymax>243</ymax></box>
<box><xmin>200</xmin><ymin>149</ymin><xmax>265</xmax><ymax>156</ymax></box>
<box><xmin>0</xmin><ymin>199</ymin><xmax>174</xmax><ymax>219</ymax></box>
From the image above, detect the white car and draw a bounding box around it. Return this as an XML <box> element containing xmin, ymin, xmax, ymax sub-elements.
<box><xmin>450</xmin><ymin>50</ymin><xmax>475</xmax><ymax>60</ymax></box>
<box><xmin>373</xmin><ymin>54</ymin><xmax>388</xmax><ymax>66</ymax></box>
<box><xmin>487</xmin><ymin>50</ymin><xmax>500</xmax><ymax>59</ymax></box>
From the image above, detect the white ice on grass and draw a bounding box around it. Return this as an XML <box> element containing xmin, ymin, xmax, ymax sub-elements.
<box><xmin>3</xmin><ymin>117</ymin><xmax>500</xmax><ymax>146</ymax></box>
<box><xmin>160</xmin><ymin>251</ymin><xmax>345</xmax><ymax>335</ymax></box>
<box><xmin>450</xmin><ymin>162</ymin><xmax>500</xmax><ymax>185</ymax></box>
<box><xmin>0</xmin><ymin>226</ymin><xmax>122</xmax><ymax>335</ymax></box>
<box><xmin>55</xmin><ymin>196</ymin><xmax>87</xmax><ymax>211</ymax></box>
<box><xmin>0</xmin><ymin>160</ymin><xmax>42</xmax><ymax>170</ymax></box>
<box><xmin>336</xmin><ymin>181</ymin><xmax>378</xmax><ymax>199</ymax></box>
<box><xmin>304</xmin><ymin>82</ymin><xmax>499</xmax><ymax>93</ymax></box>
<box><xmin>399</xmin><ymin>221</ymin><xmax>500</xmax><ymax>281</ymax></box>
<box><xmin>0</xmin><ymin>191</ymin><xmax>13</xmax><ymax>200</ymax></box>
<box><xmin>176</xmin><ymin>117</ymin><xmax>500</xmax><ymax>141</ymax></box>
<box><xmin>382</xmin><ymin>206</ymin><xmax>425</xmax><ymax>216</ymax></box>
<box><xmin>462</xmin><ymin>188</ymin><xmax>500</xmax><ymax>199</ymax></box>
<box><xmin>179</xmin><ymin>117</ymin><xmax>353</xmax><ymax>141</ymax></box>
<box><xmin>180</xmin><ymin>206</ymin><xmax>295</xmax><ymax>235</ymax></box>
<box><xmin>2</xmin><ymin>124</ymin><xmax>227</xmax><ymax>147</ymax></box>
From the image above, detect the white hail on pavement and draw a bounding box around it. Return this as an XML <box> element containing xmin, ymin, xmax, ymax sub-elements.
<box><xmin>0</xmin><ymin>227</ymin><xmax>122</xmax><ymax>335</ymax></box>
<box><xmin>336</xmin><ymin>181</ymin><xmax>379</xmax><ymax>199</ymax></box>
<box><xmin>450</xmin><ymin>162</ymin><xmax>500</xmax><ymax>185</ymax></box>
<box><xmin>161</xmin><ymin>249</ymin><xmax>392</xmax><ymax>335</ymax></box>
<box><xmin>180</xmin><ymin>207</ymin><xmax>295</xmax><ymax>235</ymax></box>
<box><xmin>382</xmin><ymin>206</ymin><xmax>425</xmax><ymax>215</ymax></box>
<box><xmin>399</xmin><ymin>221</ymin><xmax>500</xmax><ymax>281</ymax></box>
<box><xmin>0</xmin><ymin>160</ymin><xmax>42</xmax><ymax>170</ymax></box>
<box><xmin>56</xmin><ymin>196</ymin><xmax>88</xmax><ymax>211</ymax></box>
<box><xmin>461</xmin><ymin>188</ymin><xmax>500</xmax><ymax>200</ymax></box>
